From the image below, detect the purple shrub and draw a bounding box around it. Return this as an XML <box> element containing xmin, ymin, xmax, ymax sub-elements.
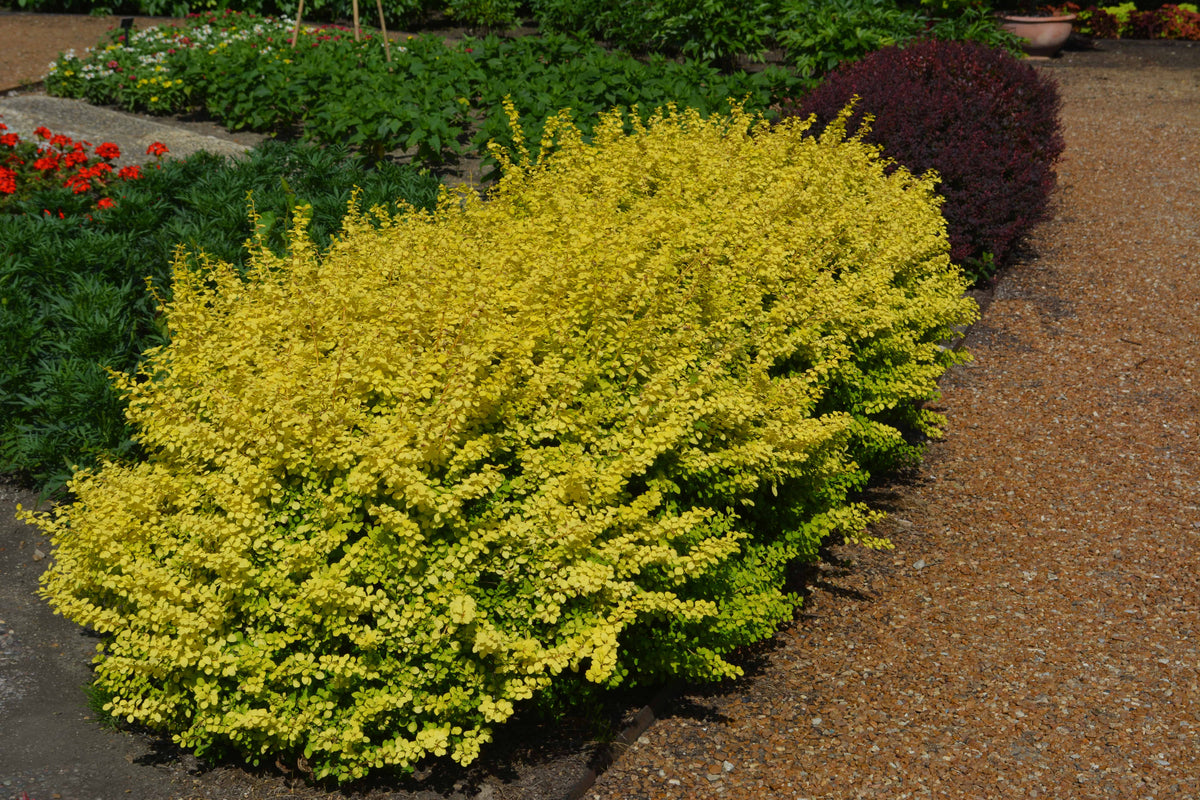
<box><xmin>781</xmin><ymin>40</ymin><xmax>1064</xmax><ymax>279</ymax></box>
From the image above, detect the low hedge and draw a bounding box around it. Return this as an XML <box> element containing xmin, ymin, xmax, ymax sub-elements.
<box><xmin>29</xmin><ymin>104</ymin><xmax>976</xmax><ymax>782</ymax></box>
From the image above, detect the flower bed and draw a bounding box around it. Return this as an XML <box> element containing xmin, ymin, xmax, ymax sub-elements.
<box><xmin>0</xmin><ymin>122</ymin><xmax>168</xmax><ymax>215</ymax></box>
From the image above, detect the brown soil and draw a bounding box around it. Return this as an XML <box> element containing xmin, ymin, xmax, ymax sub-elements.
<box><xmin>0</xmin><ymin>12</ymin><xmax>186</xmax><ymax>93</ymax></box>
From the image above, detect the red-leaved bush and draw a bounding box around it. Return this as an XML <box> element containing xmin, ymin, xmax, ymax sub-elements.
<box><xmin>1055</xmin><ymin>3</ymin><xmax>1200</xmax><ymax>41</ymax></box>
<box><xmin>1126</xmin><ymin>4</ymin><xmax>1200</xmax><ymax>39</ymax></box>
<box><xmin>780</xmin><ymin>40</ymin><xmax>1064</xmax><ymax>279</ymax></box>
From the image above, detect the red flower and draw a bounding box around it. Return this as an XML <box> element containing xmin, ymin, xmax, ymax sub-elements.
<box><xmin>118</xmin><ymin>164</ymin><xmax>142</xmax><ymax>180</ymax></box>
<box><xmin>66</xmin><ymin>177</ymin><xmax>92</xmax><ymax>194</ymax></box>
<box><xmin>70</xmin><ymin>163</ymin><xmax>112</xmax><ymax>185</ymax></box>
<box><xmin>34</xmin><ymin>126</ymin><xmax>52</xmax><ymax>139</ymax></box>
<box><xmin>96</xmin><ymin>197</ymin><xmax>116</xmax><ymax>210</ymax></box>
<box><xmin>145</xmin><ymin>142</ymin><xmax>169</xmax><ymax>158</ymax></box>
<box><xmin>63</xmin><ymin>151</ymin><xmax>89</xmax><ymax>168</ymax></box>
<box><xmin>0</xmin><ymin>166</ymin><xmax>16</xmax><ymax>195</ymax></box>
<box><xmin>33</xmin><ymin>156</ymin><xmax>60</xmax><ymax>172</ymax></box>
<box><xmin>50</xmin><ymin>134</ymin><xmax>72</xmax><ymax>149</ymax></box>
<box><xmin>95</xmin><ymin>142</ymin><xmax>121</xmax><ymax>160</ymax></box>
<box><xmin>0</xmin><ymin>133</ymin><xmax>19</xmax><ymax>148</ymax></box>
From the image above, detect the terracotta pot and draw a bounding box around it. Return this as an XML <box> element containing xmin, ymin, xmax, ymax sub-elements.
<box><xmin>997</xmin><ymin>13</ymin><xmax>1077</xmax><ymax>58</ymax></box>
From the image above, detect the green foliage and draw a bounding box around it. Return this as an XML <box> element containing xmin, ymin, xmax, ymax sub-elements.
<box><xmin>293</xmin><ymin>34</ymin><xmax>481</xmax><ymax>164</ymax></box>
<box><xmin>775</xmin><ymin>0</ymin><xmax>1019</xmax><ymax>77</ymax></box>
<box><xmin>776</xmin><ymin>0</ymin><xmax>926</xmax><ymax>77</ymax></box>
<box><xmin>30</xmin><ymin>105</ymin><xmax>975</xmax><ymax>781</ymax></box>
<box><xmin>466</xmin><ymin>34</ymin><xmax>805</xmax><ymax>171</ymax></box>
<box><xmin>1</xmin><ymin>140</ymin><xmax>441</xmax><ymax>493</ymax></box>
<box><xmin>926</xmin><ymin>2</ymin><xmax>1025</xmax><ymax>50</ymax></box>
<box><xmin>445</xmin><ymin>0</ymin><xmax>524</xmax><ymax>29</ymax></box>
<box><xmin>46</xmin><ymin>14</ymin><xmax>807</xmax><ymax>172</ymax></box>
<box><xmin>530</xmin><ymin>0</ymin><xmax>778</xmax><ymax>65</ymax></box>
<box><xmin>0</xmin><ymin>0</ymin><xmax>432</xmax><ymax>25</ymax></box>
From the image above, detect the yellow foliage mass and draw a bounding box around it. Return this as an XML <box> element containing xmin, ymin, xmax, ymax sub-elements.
<box><xmin>26</xmin><ymin>103</ymin><xmax>975</xmax><ymax>781</ymax></box>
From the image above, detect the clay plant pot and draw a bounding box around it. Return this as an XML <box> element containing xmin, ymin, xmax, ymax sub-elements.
<box><xmin>997</xmin><ymin>13</ymin><xmax>1077</xmax><ymax>58</ymax></box>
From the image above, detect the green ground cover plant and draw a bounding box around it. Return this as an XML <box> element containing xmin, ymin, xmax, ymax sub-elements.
<box><xmin>1</xmin><ymin>131</ymin><xmax>441</xmax><ymax>492</ymax></box>
<box><xmin>26</xmin><ymin>104</ymin><xmax>977</xmax><ymax>782</ymax></box>
<box><xmin>529</xmin><ymin>0</ymin><xmax>778</xmax><ymax>66</ymax></box>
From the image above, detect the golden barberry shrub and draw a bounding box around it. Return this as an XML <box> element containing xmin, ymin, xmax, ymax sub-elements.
<box><xmin>27</xmin><ymin>104</ymin><xmax>976</xmax><ymax>782</ymax></box>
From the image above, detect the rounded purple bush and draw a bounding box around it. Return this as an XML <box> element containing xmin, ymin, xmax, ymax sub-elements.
<box><xmin>782</xmin><ymin>40</ymin><xmax>1064</xmax><ymax>277</ymax></box>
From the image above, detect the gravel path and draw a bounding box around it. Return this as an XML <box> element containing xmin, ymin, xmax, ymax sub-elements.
<box><xmin>586</xmin><ymin>43</ymin><xmax>1200</xmax><ymax>800</ymax></box>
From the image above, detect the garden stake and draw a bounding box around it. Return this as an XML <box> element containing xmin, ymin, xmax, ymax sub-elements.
<box><xmin>353</xmin><ymin>0</ymin><xmax>361</xmax><ymax>42</ymax></box>
<box><xmin>376</xmin><ymin>0</ymin><xmax>391</xmax><ymax>62</ymax></box>
<box><xmin>290</xmin><ymin>0</ymin><xmax>304</xmax><ymax>48</ymax></box>
<box><xmin>120</xmin><ymin>17</ymin><xmax>133</xmax><ymax>47</ymax></box>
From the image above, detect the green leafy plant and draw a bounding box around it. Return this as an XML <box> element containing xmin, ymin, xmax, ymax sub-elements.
<box><xmin>926</xmin><ymin>2</ymin><xmax>1025</xmax><ymax>50</ymax></box>
<box><xmin>776</xmin><ymin>0</ymin><xmax>924</xmax><ymax>77</ymax></box>
<box><xmin>445</xmin><ymin>0</ymin><xmax>523</xmax><ymax>29</ymax></box>
<box><xmin>0</xmin><ymin>0</ymin><xmax>430</xmax><ymax>24</ymax></box>
<box><xmin>530</xmin><ymin>0</ymin><xmax>777</xmax><ymax>66</ymax></box>
<box><xmin>465</xmin><ymin>34</ymin><xmax>806</xmax><ymax>172</ymax></box>
<box><xmin>45</xmin><ymin>14</ymin><xmax>807</xmax><ymax>171</ymax></box>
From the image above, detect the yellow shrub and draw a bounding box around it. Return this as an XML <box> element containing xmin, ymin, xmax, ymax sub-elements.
<box><xmin>27</xmin><ymin>104</ymin><xmax>975</xmax><ymax>781</ymax></box>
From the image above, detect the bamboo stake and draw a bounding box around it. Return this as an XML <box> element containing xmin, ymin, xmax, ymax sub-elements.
<box><xmin>352</xmin><ymin>0</ymin><xmax>361</xmax><ymax>42</ymax></box>
<box><xmin>376</xmin><ymin>0</ymin><xmax>391</xmax><ymax>62</ymax></box>
<box><xmin>290</xmin><ymin>0</ymin><xmax>304</xmax><ymax>48</ymax></box>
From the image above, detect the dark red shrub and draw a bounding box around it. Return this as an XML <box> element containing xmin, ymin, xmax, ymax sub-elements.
<box><xmin>779</xmin><ymin>40</ymin><xmax>1064</xmax><ymax>279</ymax></box>
<box><xmin>1084</xmin><ymin>7</ymin><xmax>1126</xmax><ymax>38</ymax></box>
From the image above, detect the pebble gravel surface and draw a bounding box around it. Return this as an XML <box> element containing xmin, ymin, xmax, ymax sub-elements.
<box><xmin>587</xmin><ymin>43</ymin><xmax>1200</xmax><ymax>800</ymax></box>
